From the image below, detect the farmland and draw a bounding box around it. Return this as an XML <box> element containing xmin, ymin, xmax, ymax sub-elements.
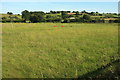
<box><xmin>2</xmin><ymin>23</ymin><xmax>119</xmax><ymax>78</ymax></box>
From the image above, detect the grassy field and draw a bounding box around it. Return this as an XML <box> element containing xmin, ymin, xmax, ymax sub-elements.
<box><xmin>2</xmin><ymin>23</ymin><xmax>119</xmax><ymax>78</ymax></box>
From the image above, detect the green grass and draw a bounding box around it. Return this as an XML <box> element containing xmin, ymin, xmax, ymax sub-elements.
<box><xmin>46</xmin><ymin>13</ymin><xmax>61</xmax><ymax>16</ymax></box>
<box><xmin>91</xmin><ymin>16</ymin><xmax>104</xmax><ymax>18</ymax></box>
<box><xmin>2</xmin><ymin>23</ymin><xmax>119</xmax><ymax>78</ymax></box>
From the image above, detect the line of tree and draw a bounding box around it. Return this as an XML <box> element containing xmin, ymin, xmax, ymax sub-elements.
<box><xmin>1</xmin><ymin>10</ymin><xmax>119</xmax><ymax>23</ymax></box>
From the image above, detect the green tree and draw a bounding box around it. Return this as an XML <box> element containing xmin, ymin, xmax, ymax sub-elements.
<box><xmin>75</xmin><ymin>11</ymin><xmax>79</xmax><ymax>17</ymax></box>
<box><xmin>82</xmin><ymin>14</ymin><xmax>91</xmax><ymax>22</ymax></box>
<box><xmin>21</xmin><ymin>10</ymin><xmax>31</xmax><ymax>21</ymax></box>
<box><xmin>81</xmin><ymin>10</ymin><xmax>87</xmax><ymax>13</ymax></box>
<box><xmin>83</xmin><ymin>14</ymin><xmax>90</xmax><ymax>19</ymax></box>
<box><xmin>29</xmin><ymin>14</ymin><xmax>45</xmax><ymax>23</ymax></box>
<box><xmin>29</xmin><ymin>15</ymin><xmax>39</xmax><ymax>23</ymax></box>
<box><xmin>90</xmin><ymin>12</ymin><xmax>95</xmax><ymax>16</ymax></box>
<box><xmin>7</xmin><ymin>12</ymin><xmax>13</xmax><ymax>15</ymax></box>
<box><xmin>61</xmin><ymin>11</ymin><xmax>67</xmax><ymax>19</ymax></box>
<box><xmin>95</xmin><ymin>12</ymin><xmax>99</xmax><ymax>16</ymax></box>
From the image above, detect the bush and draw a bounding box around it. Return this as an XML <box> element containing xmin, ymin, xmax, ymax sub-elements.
<box><xmin>82</xmin><ymin>14</ymin><xmax>91</xmax><ymax>22</ymax></box>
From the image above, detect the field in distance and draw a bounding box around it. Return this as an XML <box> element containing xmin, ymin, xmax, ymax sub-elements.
<box><xmin>2</xmin><ymin>23</ymin><xmax>119</xmax><ymax>78</ymax></box>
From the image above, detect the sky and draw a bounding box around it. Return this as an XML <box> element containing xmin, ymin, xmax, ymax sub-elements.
<box><xmin>1</xmin><ymin>2</ymin><xmax>118</xmax><ymax>14</ymax></box>
<box><xmin>1</xmin><ymin>0</ymin><xmax>119</xmax><ymax>2</ymax></box>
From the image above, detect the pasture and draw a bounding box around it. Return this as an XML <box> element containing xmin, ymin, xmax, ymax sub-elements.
<box><xmin>2</xmin><ymin>23</ymin><xmax>119</xmax><ymax>78</ymax></box>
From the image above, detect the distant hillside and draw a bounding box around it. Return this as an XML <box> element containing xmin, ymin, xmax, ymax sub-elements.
<box><xmin>0</xmin><ymin>14</ymin><xmax>23</xmax><ymax>22</ymax></box>
<box><xmin>1</xmin><ymin>14</ymin><xmax>22</xmax><ymax>19</ymax></box>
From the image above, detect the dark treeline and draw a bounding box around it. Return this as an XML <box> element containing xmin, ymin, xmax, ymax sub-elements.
<box><xmin>1</xmin><ymin>10</ymin><xmax>120</xmax><ymax>23</ymax></box>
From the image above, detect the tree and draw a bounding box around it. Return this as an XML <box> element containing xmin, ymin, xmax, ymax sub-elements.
<box><xmin>76</xmin><ymin>11</ymin><xmax>79</xmax><ymax>14</ymax></box>
<box><xmin>66</xmin><ymin>11</ymin><xmax>71</xmax><ymax>13</ymax></box>
<box><xmin>75</xmin><ymin>11</ymin><xmax>79</xmax><ymax>17</ymax></box>
<box><xmin>61</xmin><ymin>11</ymin><xmax>67</xmax><ymax>19</ymax></box>
<box><xmin>83</xmin><ymin>14</ymin><xmax>90</xmax><ymax>20</ymax></box>
<box><xmin>90</xmin><ymin>12</ymin><xmax>95</xmax><ymax>16</ymax></box>
<box><xmin>81</xmin><ymin>10</ymin><xmax>87</xmax><ymax>13</ymax></box>
<box><xmin>50</xmin><ymin>10</ymin><xmax>57</xmax><ymax>14</ymax></box>
<box><xmin>82</xmin><ymin>14</ymin><xmax>91</xmax><ymax>22</ymax></box>
<box><xmin>30</xmin><ymin>11</ymin><xmax>45</xmax><ymax>15</ymax></box>
<box><xmin>29</xmin><ymin>15</ymin><xmax>39</xmax><ymax>23</ymax></box>
<box><xmin>21</xmin><ymin>10</ymin><xmax>31</xmax><ymax>21</ymax></box>
<box><xmin>72</xmin><ymin>11</ymin><xmax>76</xmax><ymax>13</ymax></box>
<box><xmin>7</xmin><ymin>12</ymin><xmax>13</xmax><ymax>15</ymax></box>
<box><xmin>95</xmin><ymin>11</ymin><xmax>99</xmax><ymax>16</ymax></box>
<box><xmin>29</xmin><ymin>14</ymin><xmax>45</xmax><ymax>23</ymax></box>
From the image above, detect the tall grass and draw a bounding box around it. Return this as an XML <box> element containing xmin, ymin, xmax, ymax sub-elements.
<box><xmin>2</xmin><ymin>23</ymin><xmax>119</xmax><ymax>78</ymax></box>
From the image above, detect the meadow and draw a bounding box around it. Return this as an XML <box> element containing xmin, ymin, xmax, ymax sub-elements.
<box><xmin>2</xmin><ymin>23</ymin><xmax>119</xmax><ymax>78</ymax></box>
